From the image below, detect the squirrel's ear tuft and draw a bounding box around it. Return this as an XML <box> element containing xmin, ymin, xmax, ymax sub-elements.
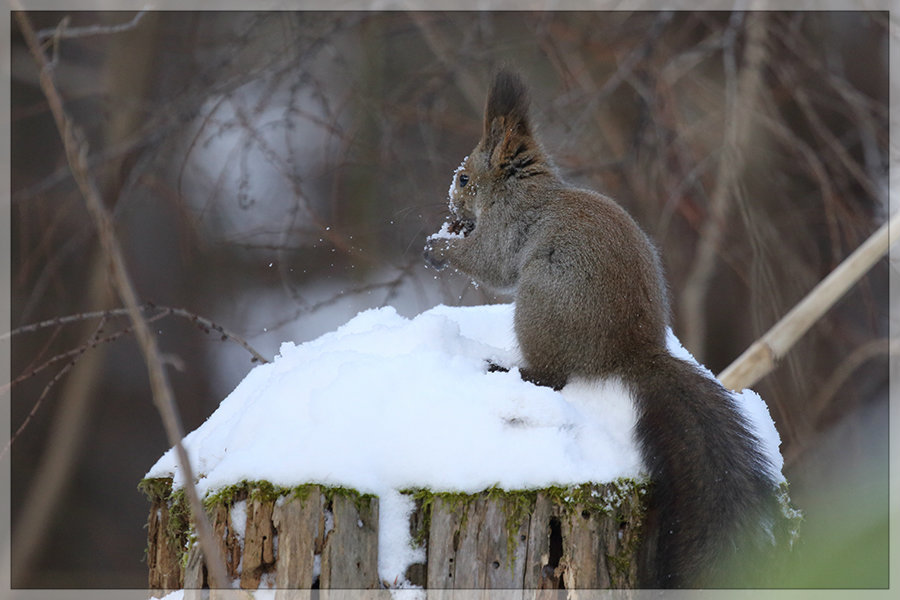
<box><xmin>485</xmin><ymin>69</ymin><xmax>530</xmax><ymax>128</ymax></box>
<box><xmin>480</xmin><ymin>69</ymin><xmax>548</xmax><ymax>180</ymax></box>
<box><xmin>484</xmin><ymin>69</ymin><xmax>531</xmax><ymax>140</ymax></box>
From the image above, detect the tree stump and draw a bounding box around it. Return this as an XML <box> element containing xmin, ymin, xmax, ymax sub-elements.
<box><xmin>142</xmin><ymin>479</ymin><xmax>649</xmax><ymax>596</ymax></box>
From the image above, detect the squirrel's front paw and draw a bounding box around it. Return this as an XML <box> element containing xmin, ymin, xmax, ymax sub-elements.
<box><xmin>423</xmin><ymin>239</ymin><xmax>450</xmax><ymax>271</ymax></box>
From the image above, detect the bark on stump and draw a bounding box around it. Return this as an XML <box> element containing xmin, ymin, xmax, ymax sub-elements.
<box><xmin>142</xmin><ymin>479</ymin><xmax>648</xmax><ymax>596</ymax></box>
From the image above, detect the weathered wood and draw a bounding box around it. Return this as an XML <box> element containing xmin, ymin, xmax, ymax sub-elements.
<box><xmin>426</xmin><ymin>495</ymin><xmax>461</xmax><ymax>587</ymax></box>
<box><xmin>272</xmin><ymin>489</ymin><xmax>323</xmax><ymax>592</ymax></box>
<box><xmin>211</xmin><ymin>502</ymin><xmax>242</xmax><ymax>580</ymax></box>
<box><xmin>427</xmin><ymin>494</ymin><xmax>531</xmax><ymax>589</ymax></box>
<box><xmin>241</xmin><ymin>498</ymin><xmax>277</xmax><ymax>588</ymax></box>
<box><xmin>560</xmin><ymin>486</ymin><xmax>644</xmax><ymax>590</ymax></box>
<box><xmin>524</xmin><ymin>492</ymin><xmax>560</xmax><ymax>590</ymax></box>
<box><xmin>144</xmin><ymin>478</ymin><xmax>654</xmax><ymax>593</ymax></box>
<box><xmin>320</xmin><ymin>493</ymin><xmax>380</xmax><ymax>589</ymax></box>
<box><xmin>146</xmin><ymin>496</ymin><xmax>183</xmax><ymax>594</ymax></box>
<box><xmin>561</xmin><ymin>503</ymin><xmax>609</xmax><ymax>589</ymax></box>
<box><xmin>487</xmin><ymin>499</ymin><xmax>530</xmax><ymax>589</ymax></box>
<box><xmin>404</xmin><ymin>496</ymin><xmax>428</xmax><ymax>587</ymax></box>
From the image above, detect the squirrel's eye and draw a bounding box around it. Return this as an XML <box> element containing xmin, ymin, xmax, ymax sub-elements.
<box><xmin>458</xmin><ymin>174</ymin><xmax>469</xmax><ymax>187</ymax></box>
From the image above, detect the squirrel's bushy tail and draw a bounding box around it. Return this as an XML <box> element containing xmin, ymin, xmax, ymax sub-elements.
<box><xmin>624</xmin><ymin>352</ymin><xmax>780</xmax><ymax>588</ymax></box>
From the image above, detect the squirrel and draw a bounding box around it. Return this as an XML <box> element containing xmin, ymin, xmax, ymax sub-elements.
<box><xmin>424</xmin><ymin>69</ymin><xmax>781</xmax><ymax>588</ymax></box>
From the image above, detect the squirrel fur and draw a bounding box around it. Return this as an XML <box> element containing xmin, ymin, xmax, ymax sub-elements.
<box><xmin>424</xmin><ymin>69</ymin><xmax>781</xmax><ymax>588</ymax></box>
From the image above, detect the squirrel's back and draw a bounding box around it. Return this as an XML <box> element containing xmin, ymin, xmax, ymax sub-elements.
<box><xmin>513</xmin><ymin>185</ymin><xmax>669</xmax><ymax>388</ymax></box>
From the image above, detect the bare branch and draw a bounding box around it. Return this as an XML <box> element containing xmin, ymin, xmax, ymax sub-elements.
<box><xmin>12</xmin><ymin>6</ymin><xmax>230</xmax><ymax>589</ymax></box>
<box><xmin>262</xmin><ymin>261</ymin><xmax>419</xmax><ymax>335</ymax></box>
<box><xmin>1</xmin><ymin>311</ymin><xmax>165</xmax><ymax>396</ymax></box>
<box><xmin>3</xmin><ymin>308</ymin><xmax>135</xmax><ymax>340</ymax></box>
<box><xmin>1</xmin><ymin>317</ymin><xmax>107</xmax><ymax>461</ymax></box>
<box><xmin>35</xmin><ymin>10</ymin><xmax>149</xmax><ymax>43</ymax></box>
<box><xmin>2</xmin><ymin>304</ymin><xmax>269</xmax><ymax>465</ymax></box>
<box><xmin>2</xmin><ymin>304</ymin><xmax>271</xmax><ymax>364</ymax></box>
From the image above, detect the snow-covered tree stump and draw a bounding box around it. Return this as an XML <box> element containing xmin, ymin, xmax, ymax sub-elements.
<box><xmin>141</xmin><ymin>303</ymin><xmax>799</xmax><ymax>595</ymax></box>
<box><xmin>142</xmin><ymin>478</ymin><xmax>648</xmax><ymax>595</ymax></box>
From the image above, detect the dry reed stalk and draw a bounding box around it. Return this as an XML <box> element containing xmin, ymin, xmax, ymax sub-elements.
<box><xmin>719</xmin><ymin>210</ymin><xmax>898</xmax><ymax>391</ymax></box>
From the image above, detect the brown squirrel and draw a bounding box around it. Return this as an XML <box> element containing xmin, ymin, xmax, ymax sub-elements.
<box><xmin>424</xmin><ymin>69</ymin><xmax>781</xmax><ymax>588</ymax></box>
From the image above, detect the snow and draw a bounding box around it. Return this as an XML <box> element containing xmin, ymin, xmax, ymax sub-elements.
<box><xmin>426</xmin><ymin>220</ymin><xmax>465</xmax><ymax>241</ymax></box>
<box><xmin>447</xmin><ymin>155</ymin><xmax>469</xmax><ymax>211</ymax></box>
<box><xmin>231</xmin><ymin>500</ymin><xmax>247</xmax><ymax>541</ymax></box>
<box><xmin>146</xmin><ymin>302</ymin><xmax>786</xmax><ymax>590</ymax></box>
<box><xmin>378</xmin><ymin>489</ymin><xmax>425</xmax><ymax>584</ymax></box>
<box><xmin>150</xmin><ymin>591</ymin><xmax>184</xmax><ymax>600</ymax></box>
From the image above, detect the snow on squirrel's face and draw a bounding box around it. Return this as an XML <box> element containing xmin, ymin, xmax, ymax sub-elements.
<box><xmin>446</xmin><ymin>155</ymin><xmax>476</xmax><ymax>237</ymax></box>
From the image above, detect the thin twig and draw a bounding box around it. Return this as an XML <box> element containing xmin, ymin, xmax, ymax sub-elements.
<box><xmin>35</xmin><ymin>9</ymin><xmax>148</xmax><ymax>42</ymax></box>
<box><xmin>1</xmin><ymin>317</ymin><xmax>107</xmax><ymax>461</ymax></box>
<box><xmin>0</xmin><ymin>312</ymin><xmax>165</xmax><ymax>396</ymax></box>
<box><xmin>2</xmin><ymin>304</ymin><xmax>270</xmax><ymax>364</ymax></box>
<box><xmin>261</xmin><ymin>262</ymin><xmax>417</xmax><ymax>335</ymax></box>
<box><xmin>718</xmin><ymin>210</ymin><xmax>899</xmax><ymax>391</ymax></box>
<box><xmin>12</xmin><ymin>7</ymin><xmax>230</xmax><ymax>589</ymax></box>
<box><xmin>3</xmin><ymin>307</ymin><xmax>136</xmax><ymax>340</ymax></box>
<box><xmin>14</xmin><ymin>321</ymin><xmax>65</xmax><ymax>383</ymax></box>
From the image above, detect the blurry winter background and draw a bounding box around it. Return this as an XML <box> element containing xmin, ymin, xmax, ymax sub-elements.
<box><xmin>7</xmin><ymin>6</ymin><xmax>893</xmax><ymax>589</ymax></box>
